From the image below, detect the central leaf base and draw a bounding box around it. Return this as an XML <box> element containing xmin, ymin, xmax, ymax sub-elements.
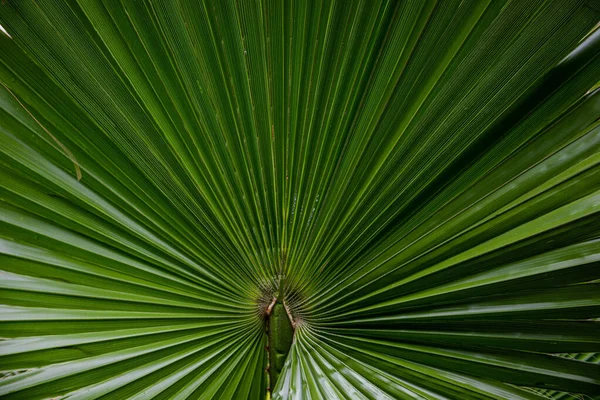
<box><xmin>266</xmin><ymin>299</ymin><xmax>294</xmax><ymax>394</ymax></box>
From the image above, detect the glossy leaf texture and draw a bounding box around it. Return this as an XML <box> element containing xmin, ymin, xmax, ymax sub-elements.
<box><xmin>1</xmin><ymin>1</ymin><xmax>600</xmax><ymax>399</ymax></box>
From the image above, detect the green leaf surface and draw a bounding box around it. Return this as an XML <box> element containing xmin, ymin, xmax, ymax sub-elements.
<box><xmin>1</xmin><ymin>1</ymin><xmax>599</xmax><ymax>399</ymax></box>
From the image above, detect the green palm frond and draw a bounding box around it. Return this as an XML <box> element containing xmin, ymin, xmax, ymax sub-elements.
<box><xmin>1</xmin><ymin>1</ymin><xmax>600</xmax><ymax>399</ymax></box>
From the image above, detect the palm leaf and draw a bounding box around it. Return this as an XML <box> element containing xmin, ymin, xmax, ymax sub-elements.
<box><xmin>1</xmin><ymin>1</ymin><xmax>599</xmax><ymax>399</ymax></box>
